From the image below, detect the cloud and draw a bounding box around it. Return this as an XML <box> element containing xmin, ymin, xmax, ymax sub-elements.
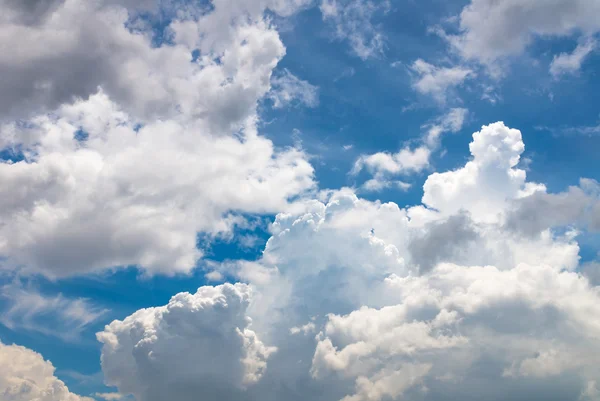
<box><xmin>268</xmin><ymin>69</ymin><xmax>319</xmax><ymax>108</ymax></box>
<box><xmin>98</xmin><ymin>122</ymin><xmax>597</xmax><ymax>401</ymax></box>
<box><xmin>550</xmin><ymin>38</ymin><xmax>597</xmax><ymax>77</ymax></box>
<box><xmin>352</xmin><ymin>108</ymin><xmax>467</xmax><ymax>191</ymax></box>
<box><xmin>352</xmin><ymin>146</ymin><xmax>430</xmax><ymax>192</ymax></box>
<box><xmin>314</xmin><ymin>262</ymin><xmax>600</xmax><ymax>401</ymax></box>
<box><xmin>97</xmin><ymin>283</ymin><xmax>275</xmax><ymax>401</ymax></box>
<box><xmin>423</xmin><ymin>108</ymin><xmax>468</xmax><ymax>147</ymax></box>
<box><xmin>0</xmin><ymin>0</ymin><xmax>313</xmax><ymax>121</ymax></box>
<box><xmin>352</xmin><ymin>146</ymin><xmax>431</xmax><ymax>176</ymax></box>
<box><xmin>320</xmin><ymin>0</ymin><xmax>389</xmax><ymax>59</ymax></box>
<box><xmin>504</xmin><ymin>179</ymin><xmax>600</xmax><ymax>236</ymax></box>
<box><xmin>422</xmin><ymin>121</ymin><xmax>532</xmax><ymax>223</ymax></box>
<box><xmin>94</xmin><ymin>393</ymin><xmax>130</xmax><ymax>401</ymax></box>
<box><xmin>444</xmin><ymin>0</ymin><xmax>600</xmax><ymax>68</ymax></box>
<box><xmin>410</xmin><ymin>59</ymin><xmax>473</xmax><ymax>103</ymax></box>
<box><xmin>0</xmin><ymin>341</ymin><xmax>93</xmax><ymax>401</ymax></box>
<box><xmin>0</xmin><ymin>88</ymin><xmax>313</xmax><ymax>279</ymax></box>
<box><xmin>0</xmin><ymin>283</ymin><xmax>108</xmax><ymax>340</ymax></box>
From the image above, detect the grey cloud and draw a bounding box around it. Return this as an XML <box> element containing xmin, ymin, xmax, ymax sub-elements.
<box><xmin>409</xmin><ymin>212</ymin><xmax>479</xmax><ymax>273</ymax></box>
<box><xmin>504</xmin><ymin>182</ymin><xmax>600</xmax><ymax>236</ymax></box>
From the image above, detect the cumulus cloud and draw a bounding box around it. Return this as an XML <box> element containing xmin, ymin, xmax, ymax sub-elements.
<box><xmin>0</xmin><ymin>0</ymin><xmax>314</xmax><ymax>120</ymax></box>
<box><xmin>97</xmin><ymin>283</ymin><xmax>275</xmax><ymax>401</ymax></box>
<box><xmin>269</xmin><ymin>69</ymin><xmax>319</xmax><ymax>108</ymax></box>
<box><xmin>504</xmin><ymin>179</ymin><xmax>600</xmax><ymax>236</ymax></box>
<box><xmin>320</xmin><ymin>0</ymin><xmax>389</xmax><ymax>59</ymax></box>
<box><xmin>98</xmin><ymin>121</ymin><xmax>599</xmax><ymax>401</ymax></box>
<box><xmin>444</xmin><ymin>0</ymin><xmax>600</xmax><ymax>68</ymax></box>
<box><xmin>410</xmin><ymin>59</ymin><xmax>473</xmax><ymax>103</ymax></box>
<box><xmin>422</xmin><ymin>122</ymin><xmax>532</xmax><ymax>223</ymax></box>
<box><xmin>0</xmin><ymin>341</ymin><xmax>93</xmax><ymax>401</ymax></box>
<box><xmin>0</xmin><ymin>92</ymin><xmax>314</xmax><ymax>277</ymax></box>
<box><xmin>550</xmin><ymin>38</ymin><xmax>597</xmax><ymax>77</ymax></box>
<box><xmin>0</xmin><ymin>0</ymin><xmax>322</xmax><ymax>278</ymax></box>
<box><xmin>314</xmin><ymin>262</ymin><xmax>600</xmax><ymax>401</ymax></box>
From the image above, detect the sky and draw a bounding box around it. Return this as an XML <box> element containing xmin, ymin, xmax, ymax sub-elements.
<box><xmin>0</xmin><ymin>0</ymin><xmax>600</xmax><ymax>400</ymax></box>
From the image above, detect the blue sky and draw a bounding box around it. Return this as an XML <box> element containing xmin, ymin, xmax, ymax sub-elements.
<box><xmin>0</xmin><ymin>1</ymin><xmax>599</xmax><ymax>400</ymax></box>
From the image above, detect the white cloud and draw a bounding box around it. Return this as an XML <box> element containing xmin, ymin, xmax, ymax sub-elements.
<box><xmin>0</xmin><ymin>92</ymin><xmax>314</xmax><ymax>277</ymax></box>
<box><xmin>0</xmin><ymin>0</ymin><xmax>324</xmax><ymax>277</ymax></box>
<box><xmin>352</xmin><ymin>146</ymin><xmax>430</xmax><ymax>192</ymax></box>
<box><xmin>445</xmin><ymin>0</ymin><xmax>600</xmax><ymax>68</ymax></box>
<box><xmin>320</xmin><ymin>0</ymin><xmax>389</xmax><ymax>59</ymax></box>
<box><xmin>97</xmin><ymin>283</ymin><xmax>276</xmax><ymax>401</ymax></box>
<box><xmin>352</xmin><ymin>108</ymin><xmax>467</xmax><ymax>191</ymax></box>
<box><xmin>550</xmin><ymin>38</ymin><xmax>597</xmax><ymax>77</ymax></box>
<box><xmin>98</xmin><ymin>122</ymin><xmax>598</xmax><ymax>401</ymax></box>
<box><xmin>0</xmin><ymin>0</ymin><xmax>313</xmax><ymax>121</ymax></box>
<box><xmin>422</xmin><ymin>121</ymin><xmax>531</xmax><ymax>223</ymax></box>
<box><xmin>0</xmin><ymin>0</ymin><xmax>320</xmax><ymax>278</ymax></box>
<box><xmin>410</xmin><ymin>59</ymin><xmax>473</xmax><ymax>103</ymax></box>
<box><xmin>269</xmin><ymin>69</ymin><xmax>319</xmax><ymax>108</ymax></box>
<box><xmin>423</xmin><ymin>108</ymin><xmax>468</xmax><ymax>147</ymax></box>
<box><xmin>0</xmin><ymin>341</ymin><xmax>93</xmax><ymax>401</ymax></box>
<box><xmin>314</xmin><ymin>262</ymin><xmax>600</xmax><ymax>400</ymax></box>
<box><xmin>353</xmin><ymin>146</ymin><xmax>431</xmax><ymax>176</ymax></box>
<box><xmin>94</xmin><ymin>393</ymin><xmax>129</xmax><ymax>401</ymax></box>
<box><xmin>0</xmin><ymin>283</ymin><xmax>108</xmax><ymax>340</ymax></box>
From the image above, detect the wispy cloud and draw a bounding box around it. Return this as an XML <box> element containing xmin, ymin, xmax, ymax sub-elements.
<box><xmin>550</xmin><ymin>38</ymin><xmax>597</xmax><ymax>78</ymax></box>
<box><xmin>410</xmin><ymin>59</ymin><xmax>473</xmax><ymax>104</ymax></box>
<box><xmin>269</xmin><ymin>69</ymin><xmax>319</xmax><ymax>109</ymax></box>
<box><xmin>0</xmin><ymin>282</ymin><xmax>108</xmax><ymax>341</ymax></box>
<box><xmin>320</xmin><ymin>0</ymin><xmax>390</xmax><ymax>59</ymax></box>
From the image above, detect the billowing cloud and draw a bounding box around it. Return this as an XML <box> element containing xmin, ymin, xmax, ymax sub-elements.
<box><xmin>0</xmin><ymin>0</ymin><xmax>313</xmax><ymax>120</ymax></box>
<box><xmin>445</xmin><ymin>0</ymin><xmax>600</xmax><ymax>68</ymax></box>
<box><xmin>0</xmin><ymin>92</ymin><xmax>314</xmax><ymax>277</ymax></box>
<box><xmin>314</xmin><ymin>262</ymin><xmax>600</xmax><ymax>401</ymax></box>
<box><xmin>0</xmin><ymin>341</ymin><xmax>93</xmax><ymax>401</ymax></box>
<box><xmin>97</xmin><ymin>283</ymin><xmax>275</xmax><ymax>401</ymax></box>
<box><xmin>0</xmin><ymin>0</ymin><xmax>320</xmax><ymax>278</ymax></box>
<box><xmin>98</xmin><ymin>122</ymin><xmax>599</xmax><ymax>401</ymax></box>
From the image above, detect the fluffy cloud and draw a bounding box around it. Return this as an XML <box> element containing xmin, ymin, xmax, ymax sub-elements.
<box><xmin>98</xmin><ymin>121</ymin><xmax>599</xmax><ymax>401</ymax></box>
<box><xmin>504</xmin><ymin>179</ymin><xmax>600</xmax><ymax>236</ymax></box>
<box><xmin>0</xmin><ymin>92</ymin><xmax>314</xmax><ymax>277</ymax></box>
<box><xmin>446</xmin><ymin>0</ymin><xmax>600</xmax><ymax>68</ymax></box>
<box><xmin>351</xmin><ymin>146</ymin><xmax>431</xmax><ymax>191</ymax></box>
<box><xmin>0</xmin><ymin>0</ymin><xmax>320</xmax><ymax>278</ymax></box>
<box><xmin>410</xmin><ymin>60</ymin><xmax>473</xmax><ymax>103</ymax></box>
<box><xmin>314</xmin><ymin>262</ymin><xmax>600</xmax><ymax>401</ymax></box>
<box><xmin>0</xmin><ymin>341</ymin><xmax>92</xmax><ymax>401</ymax></box>
<box><xmin>0</xmin><ymin>0</ymin><xmax>314</xmax><ymax>120</ymax></box>
<box><xmin>97</xmin><ymin>283</ymin><xmax>275</xmax><ymax>401</ymax></box>
<box><xmin>422</xmin><ymin>122</ymin><xmax>532</xmax><ymax>223</ymax></box>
